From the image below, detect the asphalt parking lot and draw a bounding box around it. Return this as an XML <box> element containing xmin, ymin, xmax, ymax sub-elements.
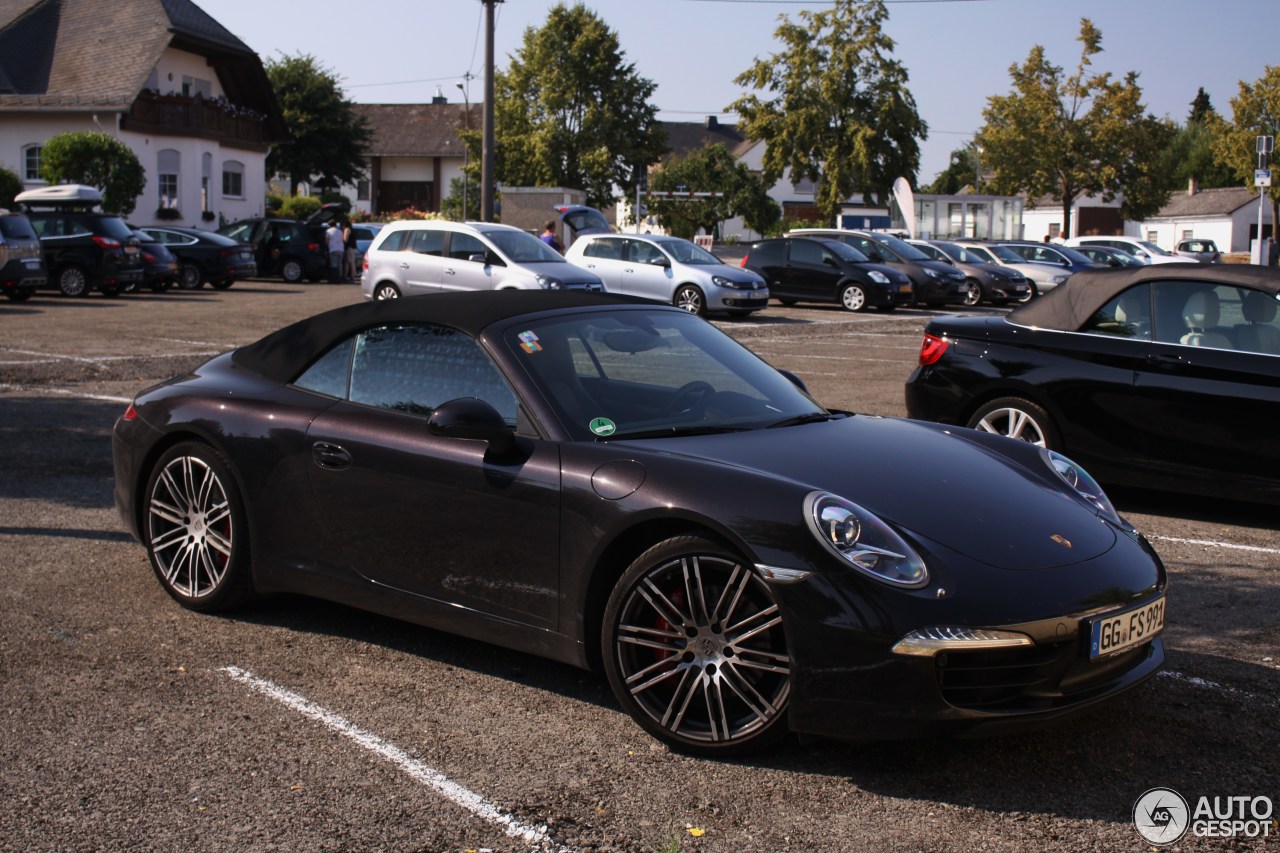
<box><xmin>1</xmin><ymin>280</ymin><xmax>1277</xmax><ymax>852</ymax></box>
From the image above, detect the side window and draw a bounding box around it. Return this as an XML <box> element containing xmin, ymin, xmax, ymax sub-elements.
<box><xmin>449</xmin><ymin>232</ymin><xmax>487</xmax><ymax>262</ymax></box>
<box><xmin>1153</xmin><ymin>283</ymin><xmax>1237</xmax><ymax>349</ymax></box>
<box><xmin>64</xmin><ymin>218</ymin><xmax>92</xmax><ymax>237</ymax></box>
<box><xmin>748</xmin><ymin>241</ymin><xmax>782</xmax><ymax>265</ymax></box>
<box><xmin>221</xmin><ymin>222</ymin><xmax>254</xmax><ymax>243</ymax></box>
<box><xmin>348</xmin><ymin>324</ymin><xmax>518</xmax><ymax>424</ymax></box>
<box><xmin>789</xmin><ymin>240</ymin><xmax>823</xmax><ymax>265</ymax></box>
<box><xmin>630</xmin><ymin>240</ymin><xmax>664</xmax><ymax>265</ymax></box>
<box><xmin>409</xmin><ymin>229</ymin><xmax>445</xmax><ymax>255</ymax></box>
<box><xmin>1081</xmin><ymin>285</ymin><xmax>1151</xmax><ymax>339</ymax></box>
<box><xmin>1235</xmin><ymin>291</ymin><xmax>1280</xmax><ymax>355</ymax></box>
<box><xmin>376</xmin><ymin>230</ymin><xmax>408</xmax><ymax>252</ymax></box>
<box><xmin>29</xmin><ymin>215</ymin><xmax>60</xmax><ymax>237</ymax></box>
<box><xmin>294</xmin><ymin>338</ymin><xmax>355</xmax><ymax>398</ymax></box>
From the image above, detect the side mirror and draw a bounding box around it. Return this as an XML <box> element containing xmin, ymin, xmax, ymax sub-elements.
<box><xmin>428</xmin><ymin>397</ymin><xmax>516</xmax><ymax>454</ymax></box>
<box><xmin>468</xmin><ymin>252</ymin><xmax>489</xmax><ymax>265</ymax></box>
<box><xmin>651</xmin><ymin>256</ymin><xmax>670</xmax><ymax>268</ymax></box>
<box><xmin>778</xmin><ymin>369</ymin><xmax>810</xmax><ymax>395</ymax></box>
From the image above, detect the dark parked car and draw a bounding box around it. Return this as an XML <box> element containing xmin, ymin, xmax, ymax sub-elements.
<box><xmin>113</xmin><ymin>291</ymin><xmax>1166</xmax><ymax>755</ymax></box>
<box><xmin>350</xmin><ymin>222</ymin><xmax>384</xmax><ymax>273</ymax></box>
<box><xmin>128</xmin><ymin>230</ymin><xmax>180</xmax><ymax>292</ymax></box>
<box><xmin>217</xmin><ymin>202</ymin><xmax>346</xmax><ymax>283</ymax></box>
<box><xmin>16</xmin><ymin>185</ymin><xmax>143</xmax><ymax>297</ymax></box>
<box><xmin>906</xmin><ymin>264</ymin><xmax>1280</xmax><ymax>504</ymax></box>
<box><xmin>908</xmin><ymin>239</ymin><xmax>1031</xmax><ymax>305</ymax></box>
<box><xmin>0</xmin><ymin>210</ymin><xmax>48</xmax><ymax>301</ymax></box>
<box><xmin>741</xmin><ymin>236</ymin><xmax>913</xmax><ymax>311</ymax></box>
<box><xmin>999</xmin><ymin>241</ymin><xmax>1108</xmax><ymax>275</ymax></box>
<box><xmin>789</xmin><ymin>229</ymin><xmax>969</xmax><ymax>307</ymax></box>
<box><xmin>137</xmin><ymin>225</ymin><xmax>257</xmax><ymax>290</ymax></box>
<box><xmin>1072</xmin><ymin>244</ymin><xmax>1144</xmax><ymax>268</ymax></box>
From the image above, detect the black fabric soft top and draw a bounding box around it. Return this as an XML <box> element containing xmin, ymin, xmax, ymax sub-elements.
<box><xmin>1006</xmin><ymin>263</ymin><xmax>1280</xmax><ymax>332</ymax></box>
<box><xmin>231</xmin><ymin>291</ymin><xmax>649</xmax><ymax>384</ymax></box>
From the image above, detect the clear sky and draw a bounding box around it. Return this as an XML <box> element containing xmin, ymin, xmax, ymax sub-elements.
<box><xmin>193</xmin><ymin>0</ymin><xmax>1276</xmax><ymax>185</ymax></box>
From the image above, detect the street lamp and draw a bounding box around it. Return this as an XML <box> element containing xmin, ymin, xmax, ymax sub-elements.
<box><xmin>456</xmin><ymin>81</ymin><xmax>471</xmax><ymax>222</ymax></box>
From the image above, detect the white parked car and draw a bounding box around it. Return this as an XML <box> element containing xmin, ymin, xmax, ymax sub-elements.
<box><xmin>565</xmin><ymin>233</ymin><xmax>769</xmax><ymax>317</ymax></box>
<box><xmin>1064</xmin><ymin>236</ymin><xmax>1185</xmax><ymax>265</ymax></box>
<box><xmin>361</xmin><ymin>220</ymin><xmax>604</xmax><ymax>300</ymax></box>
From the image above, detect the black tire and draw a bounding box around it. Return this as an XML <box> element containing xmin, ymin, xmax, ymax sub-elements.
<box><xmin>143</xmin><ymin>442</ymin><xmax>253</xmax><ymax>612</ymax></box>
<box><xmin>178</xmin><ymin>262</ymin><xmax>204</xmax><ymax>290</ymax></box>
<box><xmin>280</xmin><ymin>258</ymin><xmax>304</xmax><ymax>283</ymax></box>
<box><xmin>6</xmin><ymin>289</ymin><xmax>33</xmax><ymax>302</ymax></box>
<box><xmin>839</xmin><ymin>283</ymin><xmax>868</xmax><ymax>312</ymax></box>
<box><xmin>210</xmin><ymin>279</ymin><xmax>235</xmax><ymax>291</ymax></box>
<box><xmin>777</xmin><ymin>297</ymin><xmax>798</xmax><ymax>307</ymax></box>
<box><xmin>1018</xmin><ymin>281</ymin><xmax>1039</xmax><ymax>303</ymax></box>
<box><xmin>602</xmin><ymin>535</ymin><xmax>792</xmax><ymax>756</ymax></box>
<box><xmin>963</xmin><ymin>279</ymin><xmax>983</xmax><ymax>307</ymax></box>
<box><xmin>372</xmin><ymin>282</ymin><xmax>401</xmax><ymax>300</ymax></box>
<box><xmin>99</xmin><ymin>284</ymin><xmax>121</xmax><ymax>298</ymax></box>
<box><xmin>57</xmin><ymin>266</ymin><xmax>90</xmax><ymax>297</ymax></box>
<box><xmin>874</xmin><ymin>304</ymin><xmax>897</xmax><ymax>313</ymax></box>
<box><xmin>966</xmin><ymin>396</ymin><xmax>1061</xmax><ymax>449</ymax></box>
<box><xmin>725</xmin><ymin>309</ymin><xmax>755</xmax><ymax>318</ymax></box>
<box><xmin>673</xmin><ymin>284</ymin><xmax>706</xmax><ymax>316</ymax></box>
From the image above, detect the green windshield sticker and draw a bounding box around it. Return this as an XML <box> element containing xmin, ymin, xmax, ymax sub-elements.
<box><xmin>589</xmin><ymin>417</ymin><xmax>616</xmax><ymax>436</ymax></box>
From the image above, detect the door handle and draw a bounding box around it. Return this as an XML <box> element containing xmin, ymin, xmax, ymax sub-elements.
<box><xmin>1145</xmin><ymin>353</ymin><xmax>1185</xmax><ymax>368</ymax></box>
<box><xmin>312</xmin><ymin>442</ymin><xmax>351</xmax><ymax>470</ymax></box>
<box><xmin>444</xmin><ymin>268</ymin><xmax>456</xmax><ymax>275</ymax></box>
<box><xmin>399</xmin><ymin>262</ymin><xmax>409</xmax><ymax>269</ymax></box>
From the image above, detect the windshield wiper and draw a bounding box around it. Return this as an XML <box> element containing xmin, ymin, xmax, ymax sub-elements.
<box><xmin>766</xmin><ymin>411</ymin><xmax>846</xmax><ymax>429</ymax></box>
<box><xmin>605</xmin><ymin>425</ymin><xmax>753</xmax><ymax>440</ymax></box>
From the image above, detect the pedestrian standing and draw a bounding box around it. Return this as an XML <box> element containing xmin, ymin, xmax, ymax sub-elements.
<box><xmin>325</xmin><ymin>220</ymin><xmax>343</xmax><ymax>283</ymax></box>
<box><xmin>540</xmin><ymin>220</ymin><xmax>563</xmax><ymax>254</ymax></box>
<box><xmin>342</xmin><ymin>221</ymin><xmax>358</xmax><ymax>282</ymax></box>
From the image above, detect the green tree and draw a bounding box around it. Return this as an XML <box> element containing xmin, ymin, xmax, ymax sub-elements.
<box><xmin>0</xmin><ymin>164</ymin><xmax>20</xmax><ymax>207</ymax></box>
<box><xmin>266</xmin><ymin>53</ymin><xmax>372</xmax><ymax>195</ymax></box>
<box><xmin>924</xmin><ymin>143</ymin><xmax>982</xmax><ymax>195</ymax></box>
<box><xmin>38</xmin><ymin>132</ymin><xmax>146</xmax><ymax>214</ymax></box>
<box><xmin>978</xmin><ymin>19</ymin><xmax>1175</xmax><ymax>235</ymax></box>
<box><xmin>728</xmin><ymin>0</ymin><xmax>926</xmax><ymax>221</ymax></box>
<box><xmin>646</xmin><ymin>144</ymin><xmax>778</xmax><ymax>238</ymax></box>
<box><xmin>1210</xmin><ymin>65</ymin><xmax>1280</xmax><ymax>238</ymax></box>
<box><xmin>494</xmin><ymin>4</ymin><xmax>667</xmax><ymax>207</ymax></box>
<box><xmin>439</xmin><ymin>175</ymin><xmax>481</xmax><ymax>221</ymax></box>
<box><xmin>1159</xmin><ymin>91</ymin><xmax>1236</xmax><ymax>190</ymax></box>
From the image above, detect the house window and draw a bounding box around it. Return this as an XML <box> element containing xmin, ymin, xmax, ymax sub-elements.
<box><xmin>357</xmin><ymin>179</ymin><xmax>370</xmax><ymax>201</ymax></box>
<box><xmin>222</xmin><ymin>161</ymin><xmax>245</xmax><ymax>198</ymax></box>
<box><xmin>22</xmin><ymin>145</ymin><xmax>43</xmax><ymax>181</ymax></box>
<box><xmin>182</xmin><ymin>76</ymin><xmax>212</xmax><ymax>98</ymax></box>
<box><xmin>158</xmin><ymin>149</ymin><xmax>181</xmax><ymax>209</ymax></box>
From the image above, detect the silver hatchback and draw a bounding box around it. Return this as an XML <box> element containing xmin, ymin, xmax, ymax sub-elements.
<box><xmin>362</xmin><ymin>220</ymin><xmax>604</xmax><ymax>300</ymax></box>
<box><xmin>565</xmin><ymin>233</ymin><xmax>769</xmax><ymax>317</ymax></box>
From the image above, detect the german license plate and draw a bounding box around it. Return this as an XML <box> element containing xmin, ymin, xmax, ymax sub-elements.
<box><xmin>1088</xmin><ymin>596</ymin><xmax>1165</xmax><ymax>658</ymax></box>
<box><xmin>898</xmin><ymin>284</ymin><xmax>912</xmax><ymax>294</ymax></box>
<box><xmin>125</xmin><ymin>245</ymin><xmax>139</xmax><ymax>254</ymax></box>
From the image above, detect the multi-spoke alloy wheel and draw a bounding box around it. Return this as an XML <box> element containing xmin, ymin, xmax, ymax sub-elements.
<box><xmin>144</xmin><ymin>443</ymin><xmax>251</xmax><ymax>611</ymax></box>
<box><xmin>967</xmin><ymin>396</ymin><xmax>1060</xmax><ymax>449</ymax></box>
<box><xmin>604</xmin><ymin>536</ymin><xmax>791</xmax><ymax>755</ymax></box>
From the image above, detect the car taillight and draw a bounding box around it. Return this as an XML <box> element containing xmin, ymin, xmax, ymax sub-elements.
<box><xmin>142</xmin><ymin>252</ymin><xmax>156</xmax><ymax>263</ymax></box>
<box><xmin>220</xmin><ymin>247</ymin><xmax>238</xmax><ymax>257</ymax></box>
<box><xmin>739</xmin><ymin>255</ymin><xmax>749</xmax><ymax>268</ymax></box>
<box><xmin>307</xmin><ymin>242</ymin><xmax>320</xmax><ymax>252</ymax></box>
<box><xmin>362</xmin><ymin>256</ymin><xmax>369</xmax><ymax>271</ymax></box>
<box><xmin>91</xmin><ymin>236</ymin><xmax>121</xmax><ymax>249</ymax></box>
<box><xmin>918</xmin><ymin>333</ymin><xmax>949</xmax><ymax>365</ymax></box>
<box><xmin>122</xmin><ymin>404</ymin><xmax>138</xmax><ymax>421</ymax></box>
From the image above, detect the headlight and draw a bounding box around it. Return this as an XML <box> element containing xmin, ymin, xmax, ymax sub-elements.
<box><xmin>804</xmin><ymin>492</ymin><xmax>928</xmax><ymax>587</ymax></box>
<box><xmin>868</xmin><ymin>270</ymin><xmax>890</xmax><ymax>284</ymax></box>
<box><xmin>1043</xmin><ymin>449</ymin><xmax>1128</xmax><ymax>528</ymax></box>
<box><xmin>924</xmin><ymin>268</ymin><xmax>940</xmax><ymax>279</ymax></box>
<box><xmin>1051</xmin><ymin>274</ymin><xmax>1068</xmax><ymax>284</ymax></box>
<box><xmin>534</xmin><ymin>274</ymin><xmax>564</xmax><ymax>290</ymax></box>
<box><xmin>711</xmin><ymin>275</ymin><xmax>747</xmax><ymax>289</ymax></box>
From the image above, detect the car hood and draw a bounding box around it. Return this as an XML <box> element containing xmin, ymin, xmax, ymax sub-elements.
<box><xmin>620</xmin><ymin>415</ymin><xmax>1116</xmax><ymax>570</ymax></box>
<box><xmin>514</xmin><ymin>260</ymin><xmax>604</xmax><ymax>285</ymax></box>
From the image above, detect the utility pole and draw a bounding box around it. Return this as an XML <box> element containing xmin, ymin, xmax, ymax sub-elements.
<box><xmin>456</xmin><ymin>74</ymin><xmax>472</xmax><ymax>222</ymax></box>
<box><xmin>481</xmin><ymin>0</ymin><xmax>502</xmax><ymax>222</ymax></box>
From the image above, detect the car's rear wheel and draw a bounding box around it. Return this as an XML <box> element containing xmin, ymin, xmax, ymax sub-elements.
<box><xmin>602</xmin><ymin>535</ymin><xmax>792</xmax><ymax>756</ymax></box>
<box><xmin>777</xmin><ymin>297</ymin><xmax>797</xmax><ymax>306</ymax></box>
<box><xmin>143</xmin><ymin>442</ymin><xmax>252</xmax><ymax>612</ymax></box>
<box><xmin>1018</xmin><ymin>282</ymin><xmax>1039</xmax><ymax>302</ymax></box>
<box><xmin>57</xmin><ymin>266</ymin><xmax>89</xmax><ymax>297</ymax></box>
<box><xmin>280</xmin><ymin>259</ymin><xmax>303</xmax><ymax>283</ymax></box>
<box><xmin>967</xmin><ymin>397</ymin><xmax>1060</xmax><ymax>449</ymax></box>
<box><xmin>178</xmin><ymin>263</ymin><xmax>204</xmax><ymax>290</ymax></box>
<box><xmin>673</xmin><ymin>284</ymin><xmax>705</xmax><ymax>316</ymax></box>
<box><xmin>839</xmin><ymin>283</ymin><xmax>868</xmax><ymax>312</ymax></box>
<box><xmin>6</xmin><ymin>289</ymin><xmax>33</xmax><ymax>302</ymax></box>
<box><xmin>373</xmin><ymin>282</ymin><xmax>401</xmax><ymax>300</ymax></box>
<box><xmin>963</xmin><ymin>279</ymin><xmax>982</xmax><ymax>306</ymax></box>
<box><xmin>211</xmin><ymin>279</ymin><xmax>235</xmax><ymax>290</ymax></box>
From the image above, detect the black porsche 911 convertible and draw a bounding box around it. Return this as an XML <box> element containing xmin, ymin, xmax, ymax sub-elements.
<box><xmin>113</xmin><ymin>291</ymin><xmax>1165</xmax><ymax>755</ymax></box>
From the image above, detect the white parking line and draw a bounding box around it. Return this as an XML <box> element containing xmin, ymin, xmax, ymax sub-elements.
<box><xmin>0</xmin><ymin>383</ymin><xmax>132</xmax><ymax>404</ymax></box>
<box><xmin>221</xmin><ymin>666</ymin><xmax>562</xmax><ymax>850</ymax></box>
<box><xmin>1151</xmin><ymin>535</ymin><xmax>1280</xmax><ymax>556</ymax></box>
<box><xmin>1158</xmin><ymin>670</ymin><xmax>1276</xmax><ymax>709</ymax></box>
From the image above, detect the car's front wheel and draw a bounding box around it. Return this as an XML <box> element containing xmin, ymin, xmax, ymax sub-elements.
<box><xmin>57</xmin><ymin>266</ymin><xmax>90</xmax><ymax>297</ymax></box>
<box><xmin>372</xmin><ymin>282</ymin><xmax>401</xmax><ymax>300</ymax></box>
<box><xmin>6</xmin><ymin>289</ymin><xmax>33</xmax><ymax>302</ymax></box>
<box><xmin>839</xmin><ymin>283</ymin><xmax>868</xmax><ymax>312</ymax></box>
<box><xmin>673</xmin><ymin>284</ymin><xmax>706</xmax><ymax>316</ymax></box>
<box><xmin>280</xmin><ymin>259</ymin><xmax>304</xmax><ymax>283</ymax></box>
<box><xmin>210</xmin><ymin>279</ymin><xmax>235</xmax><ymax>290</ymax></box>
<box><xmin>967</xmin><ymin>396</ymin><xmax>1060</xmax><ymax>449</ymax></box>
<box><xmin>143</xmin><ymin>442</ymin><xmax>253</xmax><ymax>612</ymax></box>
<box><xmin>602</xmin><ymin>535</ymin><xmax>792</xmax><ymax>756</ymax></box>
<box><xmin>178</xmin><ymin>263</ymin><xmax>204</xmax><ymax>290</ymax></box>
<box><xmin>963</xmin><ymin>279</ymin><xmax>982</xmax><ymax>307</ymax></box>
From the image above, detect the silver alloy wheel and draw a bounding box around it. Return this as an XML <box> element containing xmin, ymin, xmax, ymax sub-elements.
<box><xmin>58</xmin><ymin>266</ymin><xmax>88</xmax><ymax>297</ymax></box>
<box><xmin>974</xmin><ymin>405</ymin><xmax>1047</xmax><ymax>446</ymax></box>
<box><xmin>179</xmin><ymin>263</ymin><xmax>203</xmax><ymax>289</ymax></box>
<box><xmin>281</xmin><ymin>259</ymin><xmax>303</xmax><ymax>282</ymax></box>
<box><xmin>674</xmin><ymin>285</ymin><xmax>704</xmax><ymax>315</ymax></box>
<box><xmin>963</xmin><ymin>280</ymin><xmax>982</xmax><ymax>306</ymax></box>
<box><xmin>374</xmin><ymin>283</ymin><xmax>400</xmax><ymax>300</ymax></box>
<box><xmin>148</xmin><ymin>454</ymin><xmax>234</xmax><ymax>599</ymax></box>
<box><xmin>840</xmin><ymin>284</ymin><xmax>867</xmax><ymax>312</ymax></box>
<box><xmin>612</xmin><ymin>552</ymin><xmax>791</xmax><ymax>747</ymax></box>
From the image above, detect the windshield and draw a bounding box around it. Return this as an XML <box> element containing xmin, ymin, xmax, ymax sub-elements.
<box><xmin>825</xmin><ymin>241</ymin><xmax>871</xmax><ymax>263</ymax></box>
<box><xmin>871</xmin><ymin>233</ymin><xmax>930</xmax><ymax>261</ymax></box>
<box><xmin>563</xmin><ymin>207</ymin><xmax>610</xmax><ymax>232</ymax></box>
<box><xmin>1139</xmin><ymin>240</ymin><xmax>1173</xmax><ymax>257</ymax></box>
<box><xmin>505</xmin><ymin>309</ymin><xmax>825</xmax><ymax>441</ymax></box>
<box><xmin>654</xmin><ymin>238</ymin><xmax>720</xmax><ymax>265</ymax></box>
<box><xmin>989</xmin><ymin>245</ymin><xmax>1025</xmax><ymax>263</ymax></box>
<box><xmin>483</xmin><ymin>229</ymin><xmax>565</xmax><ymax>263</ymax></box>
<box><xmin>1056</xmin><ymin>245</ymin><xmax>1097</xmax><ymax>265</ymax></box>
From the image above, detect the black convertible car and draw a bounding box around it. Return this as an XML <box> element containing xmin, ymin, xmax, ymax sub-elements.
<box><xmin>113</xmin><ymin>292</ymin><xmax>1166</xmax><ymax>754</ymax></box>
<box><xmin>906</xmin><ymin>264</ymin><xmax>1280</xmax><ymax>504</ymax></box>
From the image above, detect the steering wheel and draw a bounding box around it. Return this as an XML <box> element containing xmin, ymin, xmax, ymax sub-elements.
<box><xmin>661</xmin><ymin>381</ymin><xmax>714</xmax><ymax>417</ymax></box>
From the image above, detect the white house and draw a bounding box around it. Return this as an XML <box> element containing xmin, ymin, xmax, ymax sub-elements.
<box><xmin>0</xmin><ymin>0</ymin><xmax>287</xmax><ymax>227</ymax></box>
<box><xmin>1142</xmin><ymin>183</ymin><xmax>1275</xmax><ymax>253</ymax></box>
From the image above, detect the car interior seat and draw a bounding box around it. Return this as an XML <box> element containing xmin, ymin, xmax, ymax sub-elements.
<box><xmin>525</xmin><ymin>330</ymin><xmax>601</xmax><ymax>428</ymax></box>
<box><xmin>1113</xmin><ymin>289</ymin><xmax>1150</xmax><ymax>338</ymax></box>
<box><xmin>1179</xmin><ymin>290</ymin><xmax>1233</xmax><ymax>348</ymax></box>
<box><xmin>1234</xmin><ymin>291</ymin><xmax>1280</xmax><ymax>355</ymax></box>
